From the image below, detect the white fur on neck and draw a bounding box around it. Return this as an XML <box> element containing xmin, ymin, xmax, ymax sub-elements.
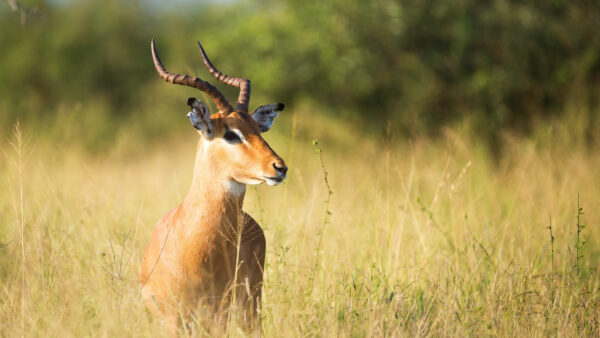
<box><xmin>224</xmin><ymin>180</ymin><xmax>246</xmax><ymax>196</ymax></box>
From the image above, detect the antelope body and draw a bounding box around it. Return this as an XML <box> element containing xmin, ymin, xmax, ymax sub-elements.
<box><xmin>140</xmin><ymin>40</ymin><xmax>287</xmax><ymax>330</ymax></box>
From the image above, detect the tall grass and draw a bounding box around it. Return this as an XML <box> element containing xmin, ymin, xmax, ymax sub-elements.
<box><xmin>0</xmin><ymin>110</ymin><xmax>599</xmax><ymax>336</ymax></box>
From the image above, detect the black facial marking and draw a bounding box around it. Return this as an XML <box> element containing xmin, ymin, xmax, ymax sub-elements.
<box><xmin>223</xmin><ymin>126</ymin><xmax>242</xmax><ymax>144</ymax></box>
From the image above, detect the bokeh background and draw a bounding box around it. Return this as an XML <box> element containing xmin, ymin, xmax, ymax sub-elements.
<box><xmin>1</xmin><ymin>0</ymin><xmax>600</xmax><ymax>336</ymax></box>
<box><xmin>2</xmin><ymin>0</ymin><xmax>599</xmax><ymax>149</ymax></box>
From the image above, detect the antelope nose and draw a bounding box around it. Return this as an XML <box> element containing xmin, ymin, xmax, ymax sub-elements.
<box><xmin>273</xmin><ymin>162</ymin><xmax>288</xmax><ymax>176</ymax></box>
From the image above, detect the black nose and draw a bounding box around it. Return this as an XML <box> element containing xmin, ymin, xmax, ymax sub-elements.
<box><xmin>273</xmin><ymin>163</ymin><xmax>288</xmax><ymax>176</ymax></box>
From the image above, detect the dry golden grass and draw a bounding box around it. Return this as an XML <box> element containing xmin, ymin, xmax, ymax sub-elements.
<box><xmin>0</xmin><ymin>110</ymin><xmax>599</xmax><ymax>336</ymax></box>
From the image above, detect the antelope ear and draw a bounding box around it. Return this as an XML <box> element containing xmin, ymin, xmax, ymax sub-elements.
<box><xmin>187</xmin><ymin>97</ymin><xmax>214</xmax><ymax>139</ymax></box>
<box><xmin>252</xmin><ymin>103</ymin><xmax>284</xmax><ymax>132</ymax></box>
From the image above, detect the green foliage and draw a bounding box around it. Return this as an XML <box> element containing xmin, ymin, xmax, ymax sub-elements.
<box><xmin>1</xmin><ymin>0</ymin><xmax>599</xmax><ymax>148</ymax></box>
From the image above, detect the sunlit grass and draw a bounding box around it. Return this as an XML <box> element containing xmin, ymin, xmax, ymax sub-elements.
<box><xmin>1</xmin><ymin>110</ymin><xmax>599</xmax><ymax>336</ymax></box>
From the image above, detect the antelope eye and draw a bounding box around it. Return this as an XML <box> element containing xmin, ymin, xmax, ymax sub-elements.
<box><xmin>223</xmin><ymin>130</ymin><xmax>242</xmax><ymax>144</ymax></box>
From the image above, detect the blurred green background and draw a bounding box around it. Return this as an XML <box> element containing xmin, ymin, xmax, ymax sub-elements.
<box><xmin>1</xmin><ymin>0</ymin><xmax>599</xmax><ymax>150</ymax></box>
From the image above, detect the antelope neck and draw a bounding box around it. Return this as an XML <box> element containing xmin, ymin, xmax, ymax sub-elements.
<box><xmin>182</xmin><ymin>139</ymin><xmax>246</xmax><ymax>224</ymax></box>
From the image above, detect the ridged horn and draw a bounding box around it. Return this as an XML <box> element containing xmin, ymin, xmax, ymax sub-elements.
<box><xmin>197</xmin><ymin>41</ymin><xmax>251</xmax><ymax>113</ymax></box>
<box><xmin>151</xmin><ymin>39</ymin><xmax>234</xmax><ymax>115</ymax></box>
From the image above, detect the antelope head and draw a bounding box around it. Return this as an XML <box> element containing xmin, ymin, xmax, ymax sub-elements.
<box><xmin>151</xmin><ymin>39</ymin><xmax>287</xmax><ymax>187</ymax></box>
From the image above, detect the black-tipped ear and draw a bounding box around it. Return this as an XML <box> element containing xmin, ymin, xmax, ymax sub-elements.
<box><xmin>252</xmin><ymin>103</ymin><xmax>284</xmax><ymax>132</ymax></box>
<box><xmin>187</xmin><ymin>97</ymin><xmax>197</xmax><ymax>107</ymax></box>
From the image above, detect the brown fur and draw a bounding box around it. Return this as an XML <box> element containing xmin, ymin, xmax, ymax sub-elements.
<box><xmin>140</xmin><ymin>111</ymin><xmax>284</xmax><ymax>331</ymax></box>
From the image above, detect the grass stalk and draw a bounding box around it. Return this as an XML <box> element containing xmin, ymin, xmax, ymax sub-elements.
<box><xmin>283</xmin><ymin>111</ymin><xmax>297</xmax><ymax>209</ymax></box>
<box><xmin>309</xmin><ymin>139</ymin><xmax>333</xmax><ymax>296</ymax></box>
<box><xmin>385</xmin><ymin>121</ymin><xmax>392</xmax><ymax>250</ymax></box>
<box><xmin>8</xmin><ymin>122</ymin><xmax>27</xmax><ymax>337</ymax></box>
<box><xmin>227</xmin><ymin>206</ymin><xmax>245</xmax><ymax>334</ymax></box>
<box><xmin>548</xmin><ymin>215</ymin><xmax>554</xmax><ymax>277</ymax></box>
<box><xmin>574</xmin><ymin>193</ymin><xmax>585</xmax><ymax>278</ymax></box>
<box><xmin>254</xmin><ymin>186</ymin><xmax>265</xmax><ymax>226</ymax></box>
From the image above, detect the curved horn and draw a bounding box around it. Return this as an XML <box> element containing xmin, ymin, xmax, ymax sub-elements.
<box><xmin>197</xmin><ymin>41</ymin><xmax>251</xmax><ymax>113</ymax></box>
<box><xmin>151</xmin><ymin>39</ymin><xmax>234</xmax><ymax>115</ymax></box>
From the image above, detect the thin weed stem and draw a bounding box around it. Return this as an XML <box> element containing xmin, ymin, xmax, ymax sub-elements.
<box><xmin>283</xmin><ymin>111</ymin><xmax>297</xmax><ymax>209</ymax></box>
<box><xmin>574</xmin><ymin>193</ymin><xmax>585</xmax><ymax>278</ymax></box>
<box><xmin>547</xmin><ymin>214</ymin><xmax>555</xmax><ymax>301</ymax></box>
<box><xmin>254</xmin><ymin>186</ymin><xmax>264</xmax><ymax>226</ymax></box>
<box><xmin>9</xmin><ymin>122</ymin><xmax>27</xmax><ymax>337</ymax></box>
<box><xmin>548</xmin><ymin>215</ymin><xmax>554</xmax><ymax>277</ymax></box>
<box><xmin>97</xmin><ymin>230</ymin><xmax>134</xmax><ymax>321</ymax></box>
<box><xmin>384</xmin><ymin>121</ymin><xmax>392</xmax><ymax>250</ymax></box>
<box><xmin>227</xmin><ymin>203</ymin><xmax>245</xmax><ymax>333</ymax></box>
<box><xmin>309</xmin><ymin>139</ymin><xmax>333</xmax><ymax>296</ymax></box>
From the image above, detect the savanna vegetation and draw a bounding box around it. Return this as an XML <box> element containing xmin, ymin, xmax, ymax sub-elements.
<box><xmin>1</xmin><ymin>0</ymin><xmax>599</xmax><ymax>336</ymax></box>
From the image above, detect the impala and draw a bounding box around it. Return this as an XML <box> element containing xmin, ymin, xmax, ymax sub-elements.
<box><xmin>140</xmin><ymin>39</ymin><xmax>287</xmax><ymax>330</ymax></box>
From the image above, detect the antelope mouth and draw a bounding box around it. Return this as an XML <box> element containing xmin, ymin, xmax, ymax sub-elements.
<box><xmin>264</xmin><ymin>176</ymin><xmax>285</xmax><ymax>186</ymax></box>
